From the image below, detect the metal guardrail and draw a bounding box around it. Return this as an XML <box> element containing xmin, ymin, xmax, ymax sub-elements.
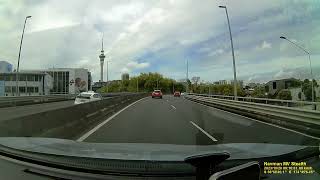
<box><xmin>185</xmin><ymin>94</ymin><xmax>320</xmax><ymax>131</ymax></box>
<box><xmin>188</xmin><ymin>93</ymin><xmax>320</xmax><ymax>111</ymax></box>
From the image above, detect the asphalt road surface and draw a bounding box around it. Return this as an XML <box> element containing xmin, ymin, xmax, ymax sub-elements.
<box><xmin>83</xmin><ymin>95</ymin><xmax>319</xmax><ymax>145</ymax></box>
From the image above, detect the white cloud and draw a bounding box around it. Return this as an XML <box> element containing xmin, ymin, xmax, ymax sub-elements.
<box><xmin>255</xmin><ymin>41</ymin><xmax>272</xmax><ymax>50</ymax></box>
<box><xmin>197</xmin><ymin>47</ymin><xmax>211</xmax><ymax>53</ymax></box>
<box><xmin>127</xmin><ymin>61</ymin><xmax>150</xmax><ymax>69</ymax></box>
<box><xmin>121</xmin><ymin>61</ymin><xmax>150</xmax><ymax>73</ymax></box>
<box><xmin>208</xmin><ymin>49</ymin><xmax>224</xmax><ymax>56</ymax></box>
<box><xmin>0</xmin><ymin>0</ymin><xmax>319</xmax><ymax>83</ymax></box>
<box><xmin>121</xmin><ymin>67</ymin><xmax>130</xmax><ymax>73</ymax></box>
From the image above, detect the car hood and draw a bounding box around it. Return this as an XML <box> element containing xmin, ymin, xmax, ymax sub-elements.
<box><xmin>0</xmin><ymin>137</ymin><xmax>316</xmax><ymax>161</ymax></box>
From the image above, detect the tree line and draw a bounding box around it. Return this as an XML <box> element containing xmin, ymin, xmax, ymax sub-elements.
<box><xmin>97</xmin><ymin>73</ymin><xmax>318</xmax><ymax>101</ymax></box>
<box><xmin>98</xmin><ymin>72</ymin><xmax>186</xmax><ymax>93</ymax></box>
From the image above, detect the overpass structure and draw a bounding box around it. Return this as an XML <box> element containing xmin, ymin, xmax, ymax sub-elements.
<box><xmin>0</xmin><ymin>93</ymin><xmax>319</xmax><ymax>147</ymax></box>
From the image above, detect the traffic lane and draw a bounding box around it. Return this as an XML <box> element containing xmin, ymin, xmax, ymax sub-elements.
<box><xmin>84</xmin><ymin>95</ymin><xmax>214</xmax><ymax>145</ymax></box>
<box><xmin>167</xmin><ymin>95</ymin><xmax>319</xmax><ymax>145</ymax></box>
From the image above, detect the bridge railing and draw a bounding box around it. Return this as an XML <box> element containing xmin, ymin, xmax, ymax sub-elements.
<box><xmin>185</xmin><ymin>94</ymin><xmax>320</xmax><ymax>137</ymax></box>
<box><xmin>187</xmin><ymin>93</ymin><xmax>320</xmax><ymax>111</ymax></box>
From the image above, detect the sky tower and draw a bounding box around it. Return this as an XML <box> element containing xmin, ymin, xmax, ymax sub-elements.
<box><xmin>99</xmin><ymin>34</ymin><xmax>105</xmax><ymax>82</ymax></box>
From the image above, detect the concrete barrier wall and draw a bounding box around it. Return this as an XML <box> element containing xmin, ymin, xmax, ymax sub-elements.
<box><xmin>0</xmin><ymin>93</ymin><xmax>148</xmax><ymax>139</ymax></box>
<box><xmin>0</xmin><ymin>95</ymin><xmax>75</xmax><ymax>108</ymax></box>
<box><xmin>0</xmin><ymin>92</ymin><xmax>140</xmax><ymax>108</ymax></box>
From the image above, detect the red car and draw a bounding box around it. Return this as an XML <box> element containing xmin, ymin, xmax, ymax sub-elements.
<box><xmin>152</xmin><ymin>90</ymin><xmax>163</xmax><ymax>99</ymax></box>
<box><xmin>173</xmin><ymin>91</ymin><xmax>181</xmax><ymax>97</ymax></box>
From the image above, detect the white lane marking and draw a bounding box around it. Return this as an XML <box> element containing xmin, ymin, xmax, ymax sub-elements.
<box><xmin>190</xmin><ymin>121</ymin><xmax>218</xmax><ymax>142</ymax></box>
<box><xmin>100</xmin><ymin>108</ymin><xmax>108</xmax><ymax>112</ymax></box>
<box><xmin>77</xmin><ymin>97</ymin><xmax>149</xmax><ymax>142</ymax></box>
<box><xmin>171</xmin><ymin>105</ymin><xmax>176</xmax><ymax>110</ymax></box>
<box><xmin>85</xmin><ymin>111</ymin><xmax>99</xmax><ymax>118</ymax></box>
<box><xmin>189</xmin><ymin>100</ymin><xmax>320</xmax><ymax>140</ymax></box>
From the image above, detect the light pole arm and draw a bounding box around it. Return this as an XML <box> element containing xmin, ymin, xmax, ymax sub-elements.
<box><xmin>16</xmin><ymin>17</ymin><xmax>30</xmax><ymax>96</ymax></box>
<box><xmin>281</xmin><ymin>37</ymin><xmax>315</xmax><ymax>104</ymax></box>
<box><xmin>17</xmin><ymin>17</ymin><xmax>28</xmax><ymax>72</ymax></box>
<box><xmin>285</xmin><ymin>38</ymin><xmax>310</xmax><ymax>55</ymax></box>
<box><xmin>221</xmin><ymin>6</ymin><xmax>238</xmax><ymax>100</ymax></box>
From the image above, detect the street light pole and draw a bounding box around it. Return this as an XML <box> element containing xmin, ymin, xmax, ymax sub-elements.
<box><xmin>280</xmin><ymin>36</ymin><xmax>315</xmax><ymax>105</ymax></box>
<box><xmin>219</xmin><ymin>6</ymin><xmax>238</xmax><ymax>100</ymax></box>
<box><xmin>16</xmin><ymin>15</ymin><xmax>32</xmax><ymax>96</ymax></box>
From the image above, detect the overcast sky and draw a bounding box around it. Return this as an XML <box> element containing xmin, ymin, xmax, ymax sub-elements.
<box><xmin>1</xmin><ymin>0</ymin><xmax>320</xmax><ymax>83</ymax></box>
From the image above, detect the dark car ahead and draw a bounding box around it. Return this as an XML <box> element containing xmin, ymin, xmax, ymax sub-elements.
<box><xmin>152</xmin><ymin>90</ymin><xmax>163</xmax><ymax>99</ymax></box>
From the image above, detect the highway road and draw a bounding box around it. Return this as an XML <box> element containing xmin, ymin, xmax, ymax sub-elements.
<box><xmin>81</xmin><ymin>95</ymin><xmax>319</xmax><ymax>145</ymax></box>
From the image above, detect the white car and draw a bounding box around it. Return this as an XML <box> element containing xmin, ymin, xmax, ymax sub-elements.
<box><xmin>74</xmin><ymin>91</ymin><xmax>103</xmax><ymax>105</ymax></box>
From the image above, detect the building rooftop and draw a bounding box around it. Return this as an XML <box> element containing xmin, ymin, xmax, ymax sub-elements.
<box><xmin>266</xmin><ymin>78</ymin><xmax>298</xmax><ymax>83</ymax></box>
<box><xmin>0</xmin><ymin>71</ymin><xmax>47</xmax><ymax>75</ymax></box>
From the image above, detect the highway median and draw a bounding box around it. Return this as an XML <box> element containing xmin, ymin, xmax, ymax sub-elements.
<box><xmin>0</xmin><ymin>93</ymin><xmax>148</xmax><ymax>139</ymax></box>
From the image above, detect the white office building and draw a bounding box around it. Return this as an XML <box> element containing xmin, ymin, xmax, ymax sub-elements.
<box><xmin>0</xmin><ymin>71</ymin><xmax>53</xmax><ymax>96</ymax></box>
<box><xmin>43</xmin><ymin>68</ymin><xmax>91</xmax><ymax>94</ymax></box>
<box><xmin>0</xmin><ymin>68</ymin><xmax>92</xmax><ymax>96</ymax></box>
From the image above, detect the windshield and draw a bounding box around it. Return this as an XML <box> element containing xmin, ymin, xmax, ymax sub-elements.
<box><xmin>0</xmin><ymin>0</ymin><xmax>319</xmax><ymax>179</ymax></box>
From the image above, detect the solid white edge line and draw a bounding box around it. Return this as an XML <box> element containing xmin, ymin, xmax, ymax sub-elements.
<box><xmin>190</xmin><ymin>121</ymin><xmax>218</xmax><ymax>142</ymax></box>
<box><xmin>85</xmin><ymin>111</ymin><xmax>99</xmax><ymax>118</ymax></box>
<box><xmin>171</xmin><ymin>105</ymin><xmax>176</xmax><ymax>110</ymax></box>
<box><xmin>77</xmin><ymin>96</ymin><xmax>149</xmax><ymax>142</ymax></box>
<box><xmin>188</xmin><ymin>98</ymin><xmax>320</xmax><ymax>140</ymax></box>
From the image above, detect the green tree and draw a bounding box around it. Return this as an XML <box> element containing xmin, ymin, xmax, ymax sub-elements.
<box><xmin>237</xmin><ymin>86</ymin><xmax>246</xmax><ymax>97</ymax></box>
<box><xmin>302</xmin><ymin>79</ymin><xmax>318</xmax><ymax>101</ymax></box>
<box><xmin>222</xmin><ymin>85</ymin><xmax>232</xmax><ymax>95</ymax></box>
<box><xmin>252</xmin><ymin>86</ymin><xmax>266</xmax><ymax>98</ymax></box>
<box><xmin>277</xmin><ymin>90</ymin><xmax>292</xmax><ymax>100</ymax></box>
<box><xmin>174</xmin><ymin>83</ymin><xmax>185</xmax><ymax>92</ymax></box>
